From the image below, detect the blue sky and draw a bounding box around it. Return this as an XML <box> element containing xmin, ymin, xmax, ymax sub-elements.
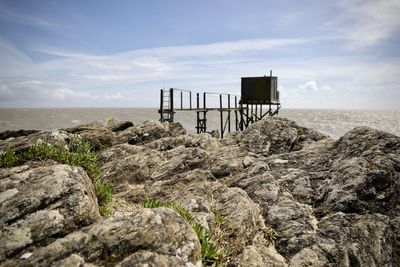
<box><xmin>0</xmin><ymin>0</ymin><xmax>399</xmax><ymax>109</ymax></box>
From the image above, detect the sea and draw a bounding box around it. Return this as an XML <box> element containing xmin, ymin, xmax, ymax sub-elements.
<box><xmin>1</xmin><ymin>108</ymin><xmax>399</xmax><ymax>139</ymax></box>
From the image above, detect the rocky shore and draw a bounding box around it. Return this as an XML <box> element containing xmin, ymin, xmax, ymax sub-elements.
<box><xmin>0</xmin><ymin>117</ymin><xmax>399</xmax><ymax>266</ymax></box>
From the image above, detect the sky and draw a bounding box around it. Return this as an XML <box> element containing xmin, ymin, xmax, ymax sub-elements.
<box><xmin>0</xmin><ymin>0</ymin><xmax>399</xmax><ymax>109</ymax></box>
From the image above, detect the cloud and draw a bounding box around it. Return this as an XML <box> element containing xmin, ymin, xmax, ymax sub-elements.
<box><xmin>53</xmin><ymin>88</ymin><xmax>96</xmax><ymax>100</ymax></box>
<box><xmin>1</xmin><ymin>35</ymin><xmax>400</xmax><ymax>108</ymax></box>
<box><xmin>36</xmin><ymin>38</ymin><xmax>308</xmax><ymax>59</ymax></box>
<box><xmin>83</xmin><ymin>74</ymin><xmax>133</xmax><ymax>82</ymax></box>
<box><xmin>105</xmin><ymin>93</ymin><xmax>123</xmax><ymax>100</ymax></box>
<box><xmin>300</xmin><ymin>81</ymin><xmax>318</xmax><ymax>91</ymax></box>
<box><xmin>336</xmin><ymin>0</ymin><xmax>400</xmax><ymax>46</ymax></box>
<box><xmin>0</xmin><ymin>2</ymin><xmax>56</xmax><ymax>27</ymax></box>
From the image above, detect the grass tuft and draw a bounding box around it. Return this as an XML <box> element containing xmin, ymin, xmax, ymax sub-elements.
<box><xmin>265</xmin><ymin>227</ymin><xmax>277</xmax><ymax>245</ymax></box>
<box><xmin>142</xmin><ymin>197</ymin><xmax>229</xmax><ymax>266</ymax></box>
<box><xmin>0</xmin><ymin>136</ymin><xmax>112</xmax><ymax>216</ymax></box>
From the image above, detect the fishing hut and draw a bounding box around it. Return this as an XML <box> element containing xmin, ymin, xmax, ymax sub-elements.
<box><xmin>159</xmin><ymin>70</ymin><xmax>281</xmax><ymax>138</ymax></box>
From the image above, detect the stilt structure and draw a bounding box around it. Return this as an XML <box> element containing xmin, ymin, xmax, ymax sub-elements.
<box><xmin>159</xmin><ymin>71</ymin><xmax>281</xmax><ymax>138</ymax></box>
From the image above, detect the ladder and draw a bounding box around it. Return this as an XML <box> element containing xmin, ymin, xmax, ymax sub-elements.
<box><xmin>159</xmin><ymin>89</ymin><xmax>174</xmax><ymax>122</ymax></box>
<box><xmin>196</xmin><ymin>111</ymin><xmax>207</xmax><ymax>133</ymax></box>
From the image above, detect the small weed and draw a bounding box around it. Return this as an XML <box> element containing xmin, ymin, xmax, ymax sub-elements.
<box><xmin>0</xmin><ymin>146</ymin><xmax>20</xmax><ymax>166</ymax></box>
<box><xmin>142</xmin><ymin>197</ymin><xmax>163</xmax><ymax>208</ymax></box>
<box><xmin>265</xmin><ymin>227</ymin><xmax>277</xmax><ymax>245</ymax></box>
<box><xmin>213</xmin><ymin>212</ymin><xmax>224</xmax><ymax>225</ymax></box>
<box><xmin>297</xmin><ymin>127</ymin><xmax>307</xmax><ymax>135</ymax></box>
<box><xmin>142</xmin><ymin>197</ymin><xmax>228</xmax><ymax>266</ymax></box>
<box><xmin>0</xmin><ymin>137</ymin><xmax>112</xmax><ymax>216</ymax></box>
<box><xmin>364</xmin><ymin>139</ymin><xmax>374</xmax><ymax>150</ymax></box>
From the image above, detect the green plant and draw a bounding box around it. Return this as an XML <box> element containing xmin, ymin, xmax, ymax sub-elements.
<box><xmin>265</xmin><ymin>227</ymin><xmax>277</xmax><ymax>245</ymax></box>
<box><xmin>142</xmin><ymin>198</ymin><xmax>227</xmax><ymax>266</ymax></box>
<box><xmin>142</xmin><ymin>197</ymin><xmax>163</xmax><ymax>208</ymax></box>
<box><xmin>213</xmin><ymin>212</ymin><xmax>224</xmax><ymax>225</ymax></box>
<box><xmin>0</xmin><ymin>146</ymin><xmax>20</xmax><ymax>166</ymax></box>
<box><xmin>0</xmin><ymin>137</ymin><xmax>112</xmax><ymax>216</ymax></box>
<box><xmin>364</xmin><ymin>139</ymin><xmax>374</xmax><ymax>150</ymax></box>
<box><xmin>297</xmin><ymin>126</ymin><xmax>307</xmax><ymax>135</ymax></box>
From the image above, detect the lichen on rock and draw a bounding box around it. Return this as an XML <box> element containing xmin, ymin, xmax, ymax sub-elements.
<box><xmin>1</xmin><ymin>116</ymin><xmax>399</xmax><ymax>266</ymax></box>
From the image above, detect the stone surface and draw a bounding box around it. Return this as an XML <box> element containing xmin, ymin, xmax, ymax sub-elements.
<box><xmin>0</xmin><ymin>164</ymin><xmax>100</xmax><ymax>262</ymax></box>
<box><xmin>236</xmin><ymin>117</ymin><xmax>327</xmax><ymax>155</ymax></box>
<box><xmin>0</xmin><ymin>130</ymin><xmax>74</xmax><ymax>154</ymax></box>
<box><xmin>67</xmin><ymin>117</ymin><xmax>134</xmax><ymax>133</ymax></box>
<box><xmin>0</xmin><ymin>129</ymin><xmax>39</xmax><ymax>140</ymax></box>
<box><xmin>12</xmin><ymin>209</ymin><xmax>201</xmax><ymax>267</ymax></box>
<box><xmin>118</xmin><ymin>120</ymin><xmax>186</xmax><ymax>145</ymax></box>
<box><xmin>1</xmin><ymin>117</ymin><xmax>399</xmax><ymax>266</ymax></box>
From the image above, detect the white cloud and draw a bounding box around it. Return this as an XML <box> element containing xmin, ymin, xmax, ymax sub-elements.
<box><xmin>36</xmin><ymin>38</ymin><xmax>308</xmax><ymax>59</ymax></box>
<box><xmin>83</xmin><ymin>74</ymin><xmax>133</xmax><ymax>82</ymax></box>
<box><xmin>105</xmin><ymin>93</ymin><xmax>123</xmax><ymax>100</ymax></box>
<box><xmin>337</xmin><ymin>0</ymin><xmax>400</xmax><ymax>46</ymax></box>
<box><xmin>53</xmin><ymin>88</ymin><xmax>96</xmax><ymax>100</ymax></box>
<box><xmin>1</xmin><ymin>35</ymin><xmax>400</xmax><ymax>108</ymax></box>
<box><xmin>300</xmin><ymin>81</ymin><xmax>318</xmax><ymax>91</ymax></box>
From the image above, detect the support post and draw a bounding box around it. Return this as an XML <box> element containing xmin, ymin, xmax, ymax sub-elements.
<box><xmin>190</xmin><ymin>91</ymin><xmax>192</xmax><ymax>110</ymax></box>
<box><xmin>220</xmin><ymin>94</ymin><xmax>223</xmax><ymax>138</ymax></box>
<box><xmin>255</xmin><ymin>104</ymin><xmax>258</xmax><ymax>121</ymax></box>
<box><xmin>170</xmin><ymin>88</ymin><xmax>174</xmax><ymax>111</ymax></box>
<box><xmin>169</xmin><ymin>88</ymin><xmax>174</xmax><ymax>121</ymax></box>
<box><xmin>228</xmin><ymin>94</ymin><xmax>231</xmax><ymax>133</ymax></box>
<box><xmin>180</xmin><ymin>91</ymin><xmax>183</xmax><ymax>109</ymax></box>
<box><xmin>235</xmin><ymin>96</ymin><xmax>238</xmax><ymax>131</ymax></box>
<box><xmin>196</xmin><ymin>93</ymin><xmax>200</xmax><ymax>133</ymax></box>
<box><xmin>159</xmin><ymin>89</ymin><xmax>163</xmax><ymax>121</ymax></box>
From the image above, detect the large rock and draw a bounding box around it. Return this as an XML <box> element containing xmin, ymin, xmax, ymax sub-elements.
<box><xmin>118</xmin><ymin>167</ymin><xmax>287</xmax><ymax>265</ymax></box>
<box><xmin>0</xmin><ymin>129</ymin><xmax>39</xmax><ymax>140</ymax></box>
<box><xmin>316</xmin><ymin>127</ymin><xmax>400</xmax><ymax>217</ymax></box>
<box><xmin>0</xmin><ymin>164</ymin><xmax>101</xmax><ymax>263</ymax></box>
<box><xmin>100</xmin><ymin>144</ymin><xmax>166</xmax><ymax>191</ymax></box>
<box><xmin>65</xmin><ymin>118</ymin><xmax>134</xmax><ymax>151</ymax></box>
<box><xmin>236</xmin><ymin>117</ymin><xmax>327</xmax><ymax>155</ymax></box>
<box><xmin>0</xmin><ymin>130</ymin><xmax>74</xmax><ymax>154</ymax></box>
<box><xmin>67</xmin><ymin>117</ymin><xmax>133</xmax><ymax>133</ymax></box>
<box><xmin>230</xmin><ymin>120</ymin><xmax>400</xmax><ymax>266</ymax></box>
<box><xmin>117</xmin><ymin>121</ymin><xmax>186</xmax><ymax>145</ymax></box>
<box><xmin>7</xmin><ymin>209</ymin><xmax>201</xmax><ymax>266</ymax></box>
<box><xmin>1</xmin><ymin>117</ymin><xmax>399</xmax><ymax>266</ymax></box>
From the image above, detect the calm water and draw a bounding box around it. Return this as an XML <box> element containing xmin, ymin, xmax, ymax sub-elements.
<box><xmin>1</xmin><ymin>108</ymin><xmax>399</xmax><ymax>139</ymax></box>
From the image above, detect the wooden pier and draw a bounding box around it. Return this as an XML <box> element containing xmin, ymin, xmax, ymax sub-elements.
<box><xmin>159</xmin><ymin>87</ymin><xmax>281</xmax><ymax>138</ymax></box>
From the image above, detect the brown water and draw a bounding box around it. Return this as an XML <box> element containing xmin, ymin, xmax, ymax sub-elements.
<box><xmin>1</xmin><ymin>108</ymin><xmax>399</xmax><ymax>139</ymax></box>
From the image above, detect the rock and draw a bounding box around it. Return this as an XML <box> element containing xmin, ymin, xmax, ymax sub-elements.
<box><xmin>1</xmin><ymin>117</ymin><xmax>399</xmax><ymax>266</ymax></box>
<box><xmin>0</xmin><ymin>164</ymin><xmax>100</xmax><ymax>263</ymax></box>
<box><xmin>266</xmin><ymin>192</ymin><xmax>318</xmax><ymax>258</ymax></box>
<box><xmin>100</xmin><ymin>144</ymin><xmax>166</xmax><ymax>190</ymax></box>
<box><xmin>12</xmin><ymin>209</ymin><xmax>201</xmax><ymax>266</ymax></box>
<box><xmin>0</xmin><ymin>130</ymin><xmax>74</xmax><ymax>154</ymax></box>
<box><xmin>312</xmin><ymin>212</ymin><xmax>392</xmax><ymax>266</ymax></box>
<box><xmin>236</xmin><ymin>117</ymin><xmax>327</xmax><ymax>155</ymax></box>
<box><xmin>208</xmin><ymin>129</ymin><xmax>220</xmax><ymax>138</ymax></box>
<box><xmin>118</xmin><ymin>121</ymin><xmax>186</xmax><ymax>145</ymax></box>
<box><xmin>231</xmin><ymin>162</ymin><xmax>279</xmax><ymax>211</ymax></box>
<box><xmin>151</xmin><ymin>146</ymin><xmax>209</xmax><ymax>180</ymax></box>
<box><xmin>119</xmin><ymin>167</ymin><xmax>285</xmax><ymax>264</ymax></box>
<box><xmin>67</xmin><ymin>117</ymin><xmax>134</xmax><ymax>132</ymax></box>
<box><xmin>316</xmin><ymin>127</ymin><xmax>400</xmax><ymax>217</ymax></box>
<box><xmin>0</xmin><ymin>129</ymin><xmax>39</xmax><ymax>140</ymax></box>
<box><xmin>240</xmin><ymin>243</ymin><xmax>287</xmax><ymax>267</ymax></box>
<box><xmin>242</xmin><ymin>155</ymin><xmax>256</xmax><ymax>167</ymax></box>
<box><xmin>65</xmin><ymin>118</ymin><xmax>134</xmax><ymax>150</ymax></box>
